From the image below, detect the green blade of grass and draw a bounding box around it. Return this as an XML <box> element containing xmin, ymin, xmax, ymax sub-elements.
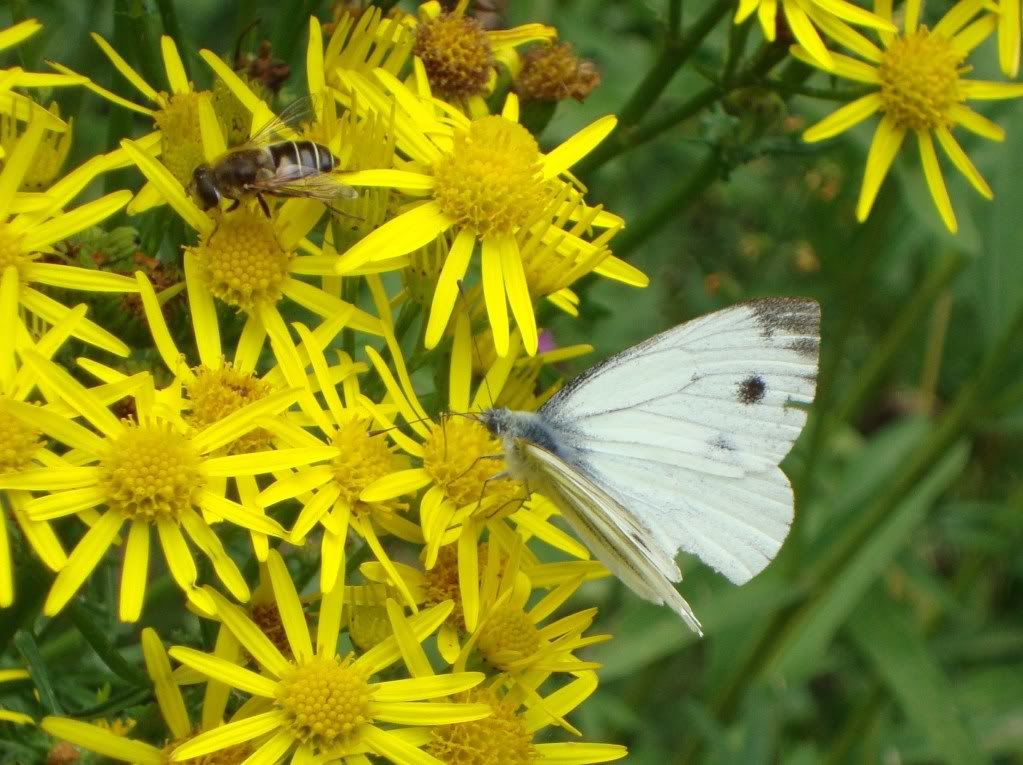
<box><xmin>847</xmin><ymin>590</ymin><xmax>983</xmax><ymax>765</ymax></box>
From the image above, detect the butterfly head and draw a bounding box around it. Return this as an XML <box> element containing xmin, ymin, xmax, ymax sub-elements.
<box><xmin>476</xmin><ymin>407</ymin><xmax>512</xmax><ymax>437</ymax></box>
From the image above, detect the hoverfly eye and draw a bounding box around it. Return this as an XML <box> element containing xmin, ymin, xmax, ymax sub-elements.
<box><xmin>190</xmin><ymin>166</ymin><xmax>220</xmax><ymax>210</ymax></box>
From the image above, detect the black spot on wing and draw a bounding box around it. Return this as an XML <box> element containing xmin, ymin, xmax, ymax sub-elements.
<box><xmin>711</xmin><ymin>434</ymin><xmax>735</xmax><ymax>451</ymax></box>
<box><xmin>750</xmin><ymin>297</ymin><xmax>820</xmax><ymax>339</ymax></box>
<box><xmin>737</xmin><ymin>374</ymin><xmax>766</xmax><ymax>405</ymax></box>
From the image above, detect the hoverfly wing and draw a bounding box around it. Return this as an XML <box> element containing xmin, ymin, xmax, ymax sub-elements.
<box><xmin>245</xmin><ymin>166</ymin><xmax>359</xmax><ymax>202</ymax></box>
<box><xmin>242</xmin><ymin>93</ymin><xmax>325</xmax><ymax>148</ymax></box>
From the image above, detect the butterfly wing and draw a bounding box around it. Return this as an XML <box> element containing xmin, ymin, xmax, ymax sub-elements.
<box><xmin>519</xmin><ymin>440</ymin><xmax>703</xmax><ymax>634</ymax></box>
<box><xmin>538</xmin><ymin>297</ymin><xmax>819</xmax><ymax>585</ymax></box>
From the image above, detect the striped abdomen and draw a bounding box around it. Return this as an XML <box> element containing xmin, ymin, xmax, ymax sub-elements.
<box><xmin>268</xmin><ymin>140</ymin><xmax>336</xmax><ymax>175</ymax></box>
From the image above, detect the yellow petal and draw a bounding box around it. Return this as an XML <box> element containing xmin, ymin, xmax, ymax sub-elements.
<box><xmin>916</xmin><ymin>130</ymin><xmax>957</xmax><ymax>233</ymax></box>
<box><xmin>171</xmin><ymin>711</ymin><xmax>285</xmax><ymax>760</ymax></box>
<box><xmin>360</xmin><ymin>468</ymin><xmax>433</xmax><ymax>503</ymax></box>
<box><xmin>44</xmin><ymin>510</ymin><xmax>123</xmax><ymax>615</ymax></box>
<box><xmin>499</xmin><ymin>236</ymin><xmax>537</xmax><ymax>355</ymax></box>
<box><xmin>0</xmin><ymin>19</ymin><xmax>41</xmax><ymax>51</ymax></box>
<box><xmin>91</xmin><ymin>32</ymin><xmax>160</xmax><ymax>102</ymax></box>
<box><xmin>802</xmin><ymin>93</ymin><xmax>883</xmax><ymax>142</ymax></box>
<box><xmin>372</xmin><ymin>669</ymin><xmax>485</xmax><ymax>702</ymax></box>
<box><xmin>169</xmin><ymin>646</ymin><xmax>279</xmax><ymax>697</ymax></box>
<box><xmin>40</xmin><ymin>717</ymin><xmax>162</xmax><ymax>763</ymax></box>
<box><xmin>934</xmin><ymin>126</ymin><xmax>992</xmax><ymax>199</ymax></box>
<box><xmin>21</xmin><ymin>261</ymin><xmax>136</xmax><ymax>293</ymax></box>
<box><xmin>336</xmin><ymin>202</ymin><xmax>452</xmax><ymax>273</ymax></box>
<box><xmin>141</xmin><ymin>628</ymin><xmax>191</xmax><ymax>739</ymax></box>
<box><xmin>856</xmin><ymin>116</ymin><xmax>905</xmax><ymax>222</ymax></box>
<box><xmin>207</xmin><ymin>589</ymin><xmax>292</xmax><ymax>677</ymax></box>
<box><xmin>160</xmin><ymin>36</ymin><xmax>190</xmax><ymax>95</ymax></box>
<box><xmin>119</xmin><ymin>522</ymin><xmax>150</xmax><ymax>622</ymax></box>
<box><xmin>267</xmin><ymin>549</ymin><xmax>314</xmax><ymax>661</ymax></box>
<box><xmin>481</xmin><ymin>237</ymin><xmax>509</xmax><ymax>357</ymax></box>
<box><xmin>119</xmin><ymin>139</ymin><xmax>212</xmax><ymax>234</ymax></box>
<box><xmin>0</xmin><ymin>116</ymin><xmax>45</xmax><ymax>218</ymax></box>
<box><xmin>543</xmin><ymin>115</ymin><xmax>617</xmax><ymax>179</ymax></box>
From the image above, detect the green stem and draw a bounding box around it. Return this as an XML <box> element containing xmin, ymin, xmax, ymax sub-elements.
<box><xmin>617</xmin><ymin>0</ymin><xmax>734</xmax><ymax>129</ymax></box>
<box><xmin>612</xmin><ymin>150</ymin><xmax>719</xmax><ymax>259</ymax></box>
<box><xmin>66</xmin><ymin>602</ymin><xmax>149</xmax><ymax>687</ymax></box>
<box><xmin>668</xmin><ymin>0</ymin><xmax>684</xmax><ymax>35</ymax></box>
<box><xmin>579</xmin><ymin>44</ymin><xmax>787</xmax><ymax>175</ymax></box>
<box><xmin>765</xmin><ymin>80</ymin><xmax>872</xmax><ymax>101</ymax></box>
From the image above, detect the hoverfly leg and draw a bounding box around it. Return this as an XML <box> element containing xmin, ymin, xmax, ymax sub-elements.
<box><xmin>226</xmin><ymin>198</ymin><xmax>242</xmax><ymax>212</ymax></box>
<box><xmin>257</xmin><ymin>193</ymin><xmax>272</xmax><ymax>218</ymax></box>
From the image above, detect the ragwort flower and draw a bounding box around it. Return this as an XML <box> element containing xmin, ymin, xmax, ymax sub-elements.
<box><xmin>734</xmin><ymin>0</ymin><xmax>893</xmax><ymax>69</ymax></box>
<box><xmin>0</xmin><ymin>300</ymin><xmax>88</xmax><ymax>607</ymax></box>
<box><xmin>424</xmin><ymin>674</ymin><xmax>627</xmax><ymax>764</ymax></box>
<box><xmin>168</xmin><ymin>551</ymin><xmax>491</xmax><ymax>763</ymax></box>
<box><xmin>411</xmin><ymin>0</ymin><xmax>556</xmax><ymax>110</ymax></box>
<box><xmin>799</xmin><ymin>0</ymin><xmax>1023</xmax><ymax>232</ymax></box>
<box><xmin>0</xmin><ymin>113</ymin><xmax>137</xmax><ymax>356</ymax></box>
<box><xmin>0</xmin><ymin>353</ymin><xmax>331</xmax><ymax>620</ymax></box>
<box><xmin>333</xmin><ymin>74</ymin><xmax>635</xmax><ymax>356</ymax></box>
<box><xmin>118</xmin><ymin>126</ymin><xmax>382</xmax><ymax>395</ymax></box>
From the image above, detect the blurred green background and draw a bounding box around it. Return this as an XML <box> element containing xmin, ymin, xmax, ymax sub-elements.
<box><xmin>2</xmin><ymin>1</ymin><xmax>1022</xmax><ymax>763</ymax></box>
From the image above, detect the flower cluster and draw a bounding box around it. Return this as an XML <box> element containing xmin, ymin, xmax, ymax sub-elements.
<box><xmin>2</xmin><ymin>0</ymin><xmax>1021</xmax><ymax>761</ymax></box>
<box><xmin>0</xmin><ymin>6</ymin><xmax>628</xmax><ymax>764</ymax></box>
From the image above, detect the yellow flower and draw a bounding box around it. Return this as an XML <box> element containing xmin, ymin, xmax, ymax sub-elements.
<box><xmin>0</xmin><ymin>19</ymin><xmax>83</xmax><ymax>142</ymax></box>
<box><xmin>0</xmin><ymin>114</ymin><xmax>136</xmax><ymax>356</ymax></box>
<box><xmin>424</xmin><ymin>675</ymin><xmax>627</xmax><ymax>763</ymax></box>
<box><xmin>0</xmin><ymin>354</ymin><xmax>331</xmax><ymax>620</ymax></box>
<box><xmin>362</xmin><ymin>535</ymin><xmax>608</xmax><ymax>665</ymax></box>
<box><xmin>78</xmin><ymin>272</ymin><xmax>354</xmax><ymax>563</ymax></box>
<box><xmin>0</xmin><ymin>103</ymin><xmax>72</xmax><ymax>190</ymax></box>
<box><xmin>449</xmin><ymin>534</ymin><xmax>610</xmax><ymax>684</ymax></box>
<box><xmin>332</xmin><ymin>69</ymin><xmax>635</xmax><ymax>356</ymax></box>
<box><xmin>800</xmin><ymin>0</ymin><xmax>1023</xmax><ymax>232</ymax></box>
<box><xmin>50</xmin><ymin>33</ymin><xmax>242</xmax><ymax>210</ymax></box>
<box><xmin>167</xmin><ymin>551</ymin><xmax>492</xmax><ymax>763</ymax></box>
<box><xmin>117</xmin><ymin>128</ymin><xmax>383</xmax><ymax>396</ymax></box>
<box><xmin>41</xmin><ymin>628</ymin><xmax>251</xmax><ymax>763</ymax></box>
<box><xmin>0</xmin><ymin>302</ymin><xmax>88</xmax><ymax>606</ymax></box>
<box><xmin>411</xmin><ymin>0</ymin><xmax>556</xmax><ymax>111</ymax></box>
<box><xmin>735</xmin><ymin>0</ymin><xmax>894</xmax><ymax>69</ymax></box>
<box><xmin>361</xmin><ymin>318</ymin><xmax>590</xmax><ymax>581</ymax></box>
<box><xmin>257</xmin><ymin>325</ymin><xmax>422</xmax><ymax>598</ymax></box>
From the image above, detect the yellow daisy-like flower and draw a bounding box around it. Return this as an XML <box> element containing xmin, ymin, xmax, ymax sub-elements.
<box><xmin>0</xmin><ymin>103</ymin><xmax>72</xmax><ymax>190</ymax></box>
<box><xmin>734</xmin><ymin>0</ymin><xmax>893</xmax><ymax>69</ymax></box>
<box><xmin>799</xmin><ymin>0</ymin><xmax>1023</xmax><ymax>233</ymax></box>
<box><xmin>0</xmin><ymin>354</ymin><xmax>333</xmax><ymax>621</ymax></box>
<box><xmin>117</xmin><ymin>124</ymin><xmax>382</xmax><ymax>395</ymax></box>
<box><xmin>449</xmin><ymin>535</ymin><xmax>610</xmax><ymax>685</ymax></box>
<box><xmin>0</xmin><ymin>114</ymin><xmax>137</xmax><ymax>356</ymax></box>
<box><xmin>257</xmin><ymin>327</ymin><xmax>422</xmax><ymax>598</ymax></box>
<box><xmin>333</xmin><ymin>69</ymin><xmax>637</xmax><ymax>356</ymax></box>
<box><xmin>423</xmin><ymin>674</ymin><xmax>627</xmax><ymax>763</ymax></box>
<box><xmin>50</xmin><ymin>32</ymin><xmax>244</xmax><ymax>210</ymax></box>
<box><xmin>167</xmin><ymin>551</ymin><xmax>492</xmax><ymax>763</ymax></box>
<box><xmin>362</xmin><ymin>320</ymin><xmax>589</xmax><ymax>575</ymax></box>
<box><xmin>77</xmin><ymin>272</ymin><xmax>355</xmax><ymax>563</ymax></box>
<box><xmin>0</xmin><ymin>19</ymin><xmax>83</xmax><ymax>142</ymax></box>
<box><xmin>41</xmin><ymin>628</ymin><xmax>250</xmax><ymax>763</ymax></box>
<box><xmin>0</xmin><ymin>300</ymin><xmax>90</xmax><ymax>607</ymax></box>
<box><xmin>410</xmin><ymin>0</ymin><xmax>557</xmax><ymax>112</ymax></box>
<box><xmin>362</xmin><ymin>533</ymin><xmax>608</xmax><ymax>665</ymax></box>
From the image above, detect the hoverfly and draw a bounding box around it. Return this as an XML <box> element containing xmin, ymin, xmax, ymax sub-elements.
<box><xmin>188</xmin><ymin>95</ymin><xmax>358</xmax><ymax>217</ymax></box>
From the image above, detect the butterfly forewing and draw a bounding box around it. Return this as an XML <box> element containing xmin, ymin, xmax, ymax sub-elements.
<box><xmin>537</xmin><ymin>298</ymin><xmax>819</xmax><ymax>586</ymax></box>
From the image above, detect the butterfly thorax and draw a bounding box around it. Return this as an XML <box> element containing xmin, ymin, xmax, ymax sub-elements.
<box><xmin>479</xmin><ymin>407</ymin><xmax>580</xmax><ymax>477</ymax></box>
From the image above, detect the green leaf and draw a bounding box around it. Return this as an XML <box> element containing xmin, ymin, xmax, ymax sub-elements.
<box><xmin>847</xmin><ymin>590</ymin><xmax>983</xmax><ymax>765</ymax></box>
<box><xmin>766</xmin><ymin>441</ymin><xmax>969</xmax><ymax>677</ymax></box>
<box><xmin>13</xmin><ymin>630</ymin><xmax>62</xmax><ymax>715</ymax></box>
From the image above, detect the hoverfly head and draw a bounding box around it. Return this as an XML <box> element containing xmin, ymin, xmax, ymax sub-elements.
<box><xmin>189</xmin><ymin>164</ymin><xmax>221</xmax><ymax>210</ymax></box>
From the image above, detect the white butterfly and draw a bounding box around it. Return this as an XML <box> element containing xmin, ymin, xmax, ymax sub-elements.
<box><xmin>478</xmin><ymin>298</ymin><xmax>820</xmax><ymax>634</ymax></box>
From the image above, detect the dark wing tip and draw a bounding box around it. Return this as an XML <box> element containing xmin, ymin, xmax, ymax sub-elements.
<box><xmin>749</xmin><ymin>297</ymin><xmax>821</xmax><ymax>340</ymax></box>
